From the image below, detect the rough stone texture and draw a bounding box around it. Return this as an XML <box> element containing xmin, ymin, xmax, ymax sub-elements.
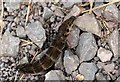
<box><xmin>108</xmin><ymin>29</ymin><xmax>119</xmax><ymax>57</ymax></box>
<box><xmin>4</xmin><ymin>1</ymin><xmax>20</xmax><ymax>12</ymax></box>
<box><xmin>65</xmin><ymin>5</ymin><xmax>82</xmax><ymax>18</ymax></box>
<box><xmin>43</xmin><ymin>7</ymin><xmax>54</xmax><ymax>19</ymax></box>
<box><xmin>103</xmin><ymin>63</ymin><xmax>115</xmax><ymax>73</ymax></box>
<box><xmin>97</xmin><ymin>47</ymin><xmax>113</xmax><ymax>62</ymax></box>
<box><xmin>0</xmin><ymin>57</ymin><xmax>19</xmax><ymax>81</ymax></box>
<box><xmin>19</xmin><ymin>57</ymin><xmax>28</xmax><ymax>65</ymax></box>
<box><xmin>74</xmin><ymin>13</ymin><xmax>101</xmax><ymax>36</ymax></box>
<box><xmin>63</xmin><ymin>0</ymin><xmax>82</xmax><ymax>8</ymax></box>
<box><xmin>55</xmin><ymin>55</ymin><xmax>64</xmax><ymax>71</ymax></box>
<box><xmin>103</xmin><ymin>4</ymin><xmax>118</xmax><ymax>21</ymax></box>
<box><xmin>64</xmin><ymin>50</ymin><xmax>79</xmax><ymax>74</ymax></box>
<box><xmin>26</xmin><ymin>21</ymin><xmax>46</xmax><ymax>48</ymax></box>
<box><xmin>45</xmin><ymin>70</ymin><xmax>65</xmax><ymax>81</ymax></box>
<box><xmin>54</xmin><ymin>8</ymin><xmax>64</xmax><ymax>17</ymax></box>
<box><xmin>97</xmin><ymin>62</ymin><xmax>105</xmax><ymax>69</ymax></box>
<box><xmin>79</xmin><ymin>62</ymin><xmax>98</xmax><ymax>80</ymax></box>
<box><xmin>67</xmin><ymin>26</ymin><xmax>80</xmax><ymax>48</ymax></box>
<box><xmin>96</xmin><ymin>72</ymin><xmax>107</xmax><ymax>80</ymax></box>
<box><xmin>16</xmin><ymin>25</ymin><xmax>26</xmax><ymax>37</ymax></box>
<box><xmin>115</xmin><ymin>76</ymin><xmax>120</xmax><ymax>82</ymax></box>
<box><xmin>5</xmin><ymin>16</ymin><xmax>14</xmax><ymax>22</ymax></box>
<box><xmin>0</xmin><ymin>29</ymin><xmax>20</xmax><ymax>57</ymax></box>
<box><xmin>76</xmin><ymin>33</ymin><xmax>98</xmax><ymax>63</ymax></box>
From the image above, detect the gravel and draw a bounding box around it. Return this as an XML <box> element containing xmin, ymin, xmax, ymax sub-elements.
<box><xmin>76</xmin><ymin>33</ymin><xmax>98</xmax><ymax>63</ymax></box>
<box><xmin>64</xmin><ymin>50</ymin><xmax>79</xmax><ymax>74</ymax></box>
<box><xmin>0</xmin><ymin>1</ymin><xmax>119</xmax><ymax>81</ymax></box>
<box><xmin>108</xmin><ymin>28</ymin><xmax>119</xmax><ymax>57</ymax></box>
<box><xmin>97</xmin><ymin>47</ymin><xmax>113</xmax><ymax>62</ymax></box>
<box><xmin>45</xmin><ymin>70</ymin><xmax>65</xmax><ymax>80</ymax></box>
<box><xmin>26</xmin><ymin>21</ymin><xmax>46</xmax><ymax>48</ymax></box>
<box><xmin>0</xmin><ymin>29</ymin><xmax>20</xmax><ymax>57</ymax></box>
<box><xmin>74</xmin><ymin>13</ymin><xmax>101</xmax><ymax>36</ymax></box>
<box><xmin>79</xmin><ymin>62</ymin><xmax>98</xmax><ymax>80</ymax></box>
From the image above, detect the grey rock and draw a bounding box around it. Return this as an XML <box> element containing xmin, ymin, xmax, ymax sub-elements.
<box><xmin>104</xmin><ymin>63</ymin><xmax>115</xmax><ymax>73</ymax></box>
<box><xmin>97</xmin><ymin>47</ymin><xmax>113</xmax><ymax>62</ymax></box>
<box><xmin>64</xmin><ymin>50</ymin><xmax>79</xmax><ymax>74</ymax></box>
<box><xmin>0</xmin><ymin>29</ymin><xmax>20</xmax><ymax>57</ymax></box>
<box><xmin>45</xmin><ymin>70</ymin><xmax>65</xmax><ymax>81</ymax></box>
<box><xmin>115</xmin><ymin>76</ymin><xmax>120</xmax><ymax>82</ymax></box>
<box><xmin>19</xmin><ymin>57</ymin><xmax>28</xmax><ymax>64</ymax></box>
<box><xmin>65</xmin><ymin>5</ymin><xmax>81</xmax><ymax>18</ymax></box>
<box><xmin>71</xmin><ymin>70</ymin><xmax>78</xmax><ymax>78</ymax></box>
<box><xmin>43</xmin><ymin>7</ymin><xmax>54</xmax><ymax>19</ymax></box>
<box><xmin>97</xmin><ymin>62</ymin><xmax>105</xmax><ymax>69</ymax></box>
<box><xmin>76</xmin><ymin>33</ymin><xmax>98</xmax><ymax>63</ymax></box>
<box><xmin>4</xmin><ymin>1</ymin><xmax>20</xmax><ymax>12</ymax></box>
<box><xmin>63</xmin><ymin>0</ymin><xmax>82</xmax><ymax>8</ymax></box>
<box><xmin>54</xmin><ymin>8</ymin><xmax>64</xmax><ymax>17</ymax></box>
<box><xmin>74</xmin><ymin>13</ymin><xmax>101</xmax><ymax>36</ymax></box>
<box><xmin>108</xmin><ymin>29</ymin><xmax>119</xmax><ymax>57</ymax></box>
<box><xmin>26</xmin><ymin>21</ymin><xmax>46</xmax><ymax>48</ymax></box>
<box><xmin>67</xmin><ymin>26</ymin><xmax>80</xmax><ymax>48</ymax></box>
<box><xmin>50</xmin><ymin>16</ymin><xmax>55</xmax><ymax>22</ymax></box>
<box><xmin>1</xmin><ymin>57</ymin><xmax>8</xmax><ymax>63</ymax></box>
<box><xmin>79</xmin><ymin>62</ymin><xmax>98</xmax><ymax>80</ymax></box>
<box><xmin>5</xmin><ymin>16</ymin><xmax>14</xmax><ymax>22</ymax></box>
<box><xmin>16</xmin><ymin>25</ymin><xmax>26</xmax><ymax>37</ymax></box>
<box><xmin>103</xmin><ymin>4</ymin><xmax>118</xmax><ymax>21</ymax></box>
<box><xmin>55</xmin><ymin>55</ymin><xmax>64</xmax><ymax>71</ymax></box>
<box><xmin>96</xmin><ymin>72</ymin><xmax>106</xmax><ymax>80</ymax></box>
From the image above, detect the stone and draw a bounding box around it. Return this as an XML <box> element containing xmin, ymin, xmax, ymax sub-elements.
<box><xmin>64</xmin><ymin>50</ymin><xmax>79</xmax><ymax>74</ymax></box>
<box><xmin>45</xmin><ymin>70</ymin><xmax>65</xmax><ymax>81</ymax></box>
<box><xmin>19</xmin><ymin>57</ymin><xmax>28</xmax><ymax>65</ymax></box>
<box><xmin>115</xmin><ymin>76</ymin><xmax>120</xmax><ymax>82</ymax></box>
<box><xmin>108</xmin><ymin>29</ymin><xmax>119</xmax><ymax>57</ymax></box>
<box><xmin>96</xmin><ymin>72</ymin><xmax>106</xmax><ymax>80</ymax></box>
<box><xmin>79</xmin><ymin>62</ymin><xmax>98</xmax><ymax>80</ymax></box>
<box><xmin>4</xmin><ymin>0</ymin><xmax>20</xmax><ymax>12</ymax></box>
<box><xmin>97</xmin><ymin>47</ymin><xmax>113</xmax><ymax>62</ymax></box>
<box><xmin>76</xmin><ymin>33</ymin><xmax>98</xmax><ymax>63</ymax></box>
<box><xmin>16</xmin><ymin>25</ymin><xmax>26</xmax><ymax>37</ymax></box>
<box><xmin>43</xmin><ymin>7</ymin><xmax>54</xmax><ymax>19</ymax></box>
<box><xmin>62</xmin><ymin>0</ymin><xmax>82</xmax><ymax>8</ymax></box>
<box><xmin>75</xmin><ymin>74</ymin><xmax>84</xmax><ymax>81</ymax></box>
<box><xmin>74</xmin><ymin>13</ymin><xmax>101</xmax><ymax>36</ymax></box>
<box><xmin>0</xmin><ymin>29</ymin><xmax>20</xmax><ymax>57</ymax></box>
<box><xmin>5</xmin><ymin>16</ymin><xmax>14</xmax><ymax>22</ymax></box>
<box><xmin>97</xmin><ymin>62</ymin><xmax>105</xmax><ymax>69</ymax></box>
<box><xmin>67</xmin><ymin>26</ymin><xmax>80</xmax><ymax>48</ymax></box>
<box><xmin>65</xmin><ymin>5</ymin><xmax>82</xmax><ymax>18</ymax></box>
<box><xmin>55</xmin><ymin>55</ymin><xmax>64</xmax><ymax>71</ymax></box>
<box><xmin>104</xmin><ymin>63</ymin><xmax>115</xmax><ymax>73</ymax></box>
<box><xmin>26</xmin><ymin>21</ymin><xmax>46</xmax><ymax>48</ymax></box>
<box><xmin>103</xmin><ymin>4</ymin><xmax>118</xmax><ymax>21</ymax></box>
<box><xmin>54</xmin><ymin>8</ymin><xmax>64</xmax><ymax>17</ymax></box>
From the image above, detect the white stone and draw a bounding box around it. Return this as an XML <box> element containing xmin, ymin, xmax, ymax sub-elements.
<box><xmin>97</xmin><ymin>47</ymin><xmax>113</xmax><ymax>62</ymax></box>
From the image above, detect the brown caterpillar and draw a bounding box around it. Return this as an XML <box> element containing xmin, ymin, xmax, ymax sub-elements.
<box><xmin>17</xmin><ymin>16</ymin><xmax>76</xmax><ymax>74</ymax></box>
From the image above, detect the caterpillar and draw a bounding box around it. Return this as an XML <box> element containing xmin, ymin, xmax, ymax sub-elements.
<box><xmin>17</xmin><ymin>16</ymin><xmax>76</xmax><ymax>74</ymax></box>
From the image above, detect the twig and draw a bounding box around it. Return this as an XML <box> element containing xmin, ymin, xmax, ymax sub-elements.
<box><xmin>19</xmin><ymin>74</ymin><xmax>25</xmax><ymax>80</ymax></box>
<box><xmin>30</xmin><ymin>51</ymin><xmax>39</xmax><ymax>63</ymax></box>
<box><xmin>88</xmin><ymin>0</ymin><xmax>94</xmax><ymax>14</ymax></box>
<box><xmin>82</xmin><ymin>0</ymin><xmax>120</xmax><ymax>13</ymax></box>
<box><xmin>25</xmin><ymin>0</ymin><xmax>32</xmax><ymax>27</ymax></box>
<box><xmin>0</xmin><ymin>0</ymin><xmax>4</xmax><ymax>39</ymax></box>
<box><xmin>20</xmin><ymin>39</ymin><xmax>33</xmax><ymax>47</ymax></box>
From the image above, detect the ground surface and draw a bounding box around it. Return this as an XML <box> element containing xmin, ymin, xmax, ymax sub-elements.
<box><xmin>0</xmin><ymin>0</ymin><xmax>120</xmax><ymax>82</ymax></box>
